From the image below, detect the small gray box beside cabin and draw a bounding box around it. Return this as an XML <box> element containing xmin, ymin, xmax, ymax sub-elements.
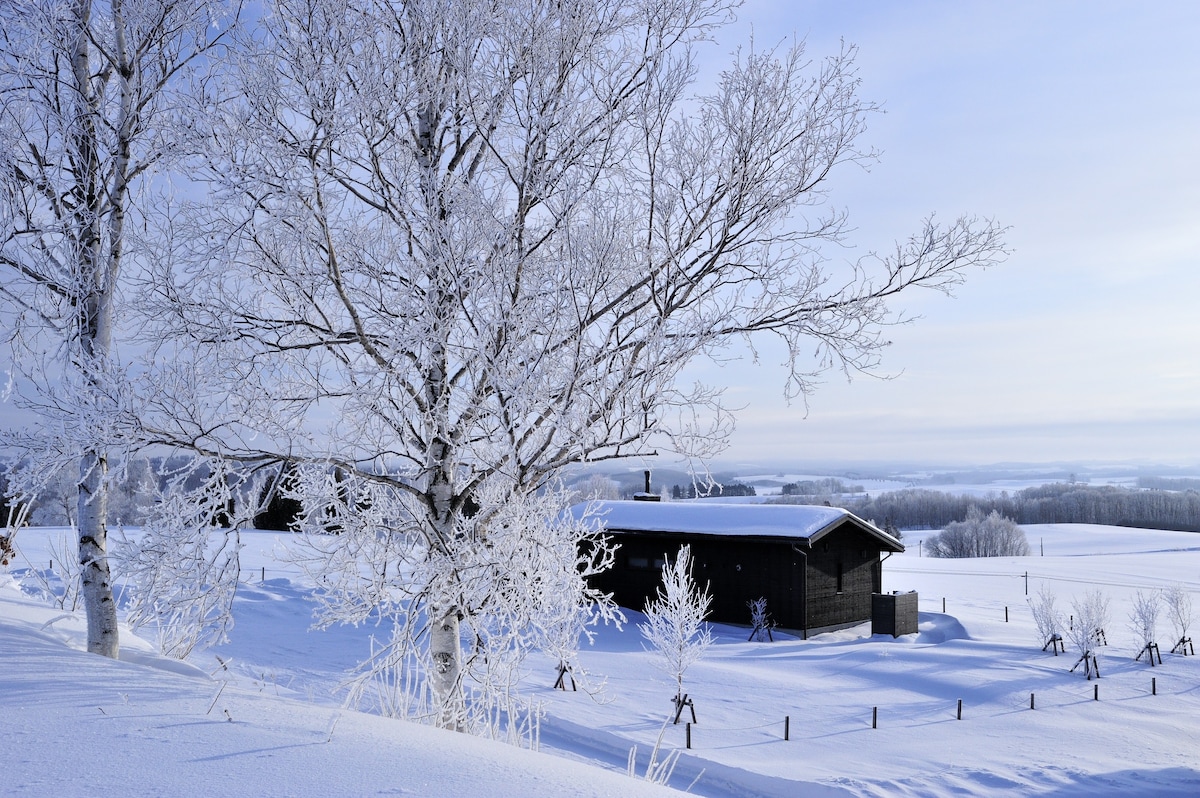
<box><xmin>872</xmin><ymin>591</ymin><xmax>919</xmax><ymax>637</ymax></box>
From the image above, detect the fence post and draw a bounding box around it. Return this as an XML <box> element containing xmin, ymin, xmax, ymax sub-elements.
<box><xmin>261</xmin><ymin>566</ymin><xmax>265</xmax><ymax>582</ymax></box>
<box><xmin>784</xmin><ymin>715</ymin><xmax>790</xmax><ymax>741</ymax></box>
<box><xmin>1030</xmin><ymin>693</ymin><xmax>1035</xmax><ymax>710</ymax></box>
<box><xmin>872</xmin><ymin>707</ymin><xmax>877</xmax><ymax>729</ymax></box>
<box><xmin>1152</xmin><ymin>677</ymin><xmax>1157</xmax><ymax>696</ymax></box>
<box><xmin>942</xmin><ymin>597</ymin><xmax>946</xmax><ymax>613</ymax></box>
<box><xmin>957</xmin><ymin>699</ymin><xmax>962</xmax><ymax>720</ymax></box>
<box><xmin>1094</xmin><ymin>684</ymin><xmax>1099</xmax><ymax>701</ymax></box>
<box><xmin>1005</xmin><ymin>606</ymin><xmax>1009</xmax><ymax>623</ymax></box>
<box><xmin>686</xmin><ymin>722</ymin><xmax>691</xmax><ymax>749</ymax></box>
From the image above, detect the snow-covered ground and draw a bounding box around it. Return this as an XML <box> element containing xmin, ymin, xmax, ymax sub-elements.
<box><xmin>4</xmin><ymin>523</ymin><xmax>1200</xmax><ymax>796</ymax></box>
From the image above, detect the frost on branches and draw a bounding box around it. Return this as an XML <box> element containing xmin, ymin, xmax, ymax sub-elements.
<box><xmin>296</xmin><ymin>479</ymin><xmax>620</xmax><ymax>737</ymax></box>
<box><xmin>0</xmin><ymin>0</ymin><xmax>237</xmax><ymax>658</ymax></box>
<box><xmin>136</xmin><ymin>0</ymin><xmax>1006</xmax><ymax>729</ymax></box>
<box><xmin>114</xmin><ymin>458</ymin><xmax>268</xmax><ymax>659</ymax></box>
<box><xmin>927</xmin><ymin>507</ymin><xmax>1029</xmax><ymax>558</ymax></box>
<box><xmin>640</xmin><ymin>544</ymin><xmax>713</xmax><ymax>717</ymax></box>
<box><xmin>1067</xmin><ymin>590</ymin><xmax>1110</xmax><ymax>679</ymax></box>
<box><xmin>1164</xmin><ymin>584</ymin><xmax>1194</xmax><ymax>655</ymax></box>
<box><xmin>1028</xmin><ymin>583</ymin><xmax>1064</xmax><ymax>654</ymax></box>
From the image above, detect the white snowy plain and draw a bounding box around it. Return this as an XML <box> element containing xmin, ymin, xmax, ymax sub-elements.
<box><xmin>3</xmin><ymin>522</ymin><xmax>1199</xmax><ymax>797</ymax></box>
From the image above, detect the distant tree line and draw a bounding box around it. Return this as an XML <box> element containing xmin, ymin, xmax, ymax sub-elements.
<box><xmin>1137</xmin><ymin>476</ymin><xmax>1200</xmax><ymax>492</ymax></box>
<box><xmin>773</xmin><ymin>483</ymin><xmax>1200</xmax><ymax>532</ymax></box>
<box><xmin>780</xmin><ymin>478</ymin><xmax>863</xmax><ymax>496</ymax></box>
<box><xmin>669</xmin><ymin>482</ymin><xmax>757</xmax><ymax>499</ymax></box>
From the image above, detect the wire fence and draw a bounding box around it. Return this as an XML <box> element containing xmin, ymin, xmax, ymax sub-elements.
<box><xmin>890</xmin><ymin>564</ymin><xmax>1200</xmax><ymax>595</ymax></box>
<box><xmin>659</xmin><ymin>671</ymin><xmax>1195</xmax><ymax>750</ymax></box>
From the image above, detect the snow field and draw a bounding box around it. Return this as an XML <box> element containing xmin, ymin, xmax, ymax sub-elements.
<box><xmin>3</xmin><ymin>522</ymin><xmax>1199</xmax><ymax>796</ymax></box>
<box><xmin>527</xmin><ymin>523</ymin><xmax>1200</xmax><ymax>795</ymax></box>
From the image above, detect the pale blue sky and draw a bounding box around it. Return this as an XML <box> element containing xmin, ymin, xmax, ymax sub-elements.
<box><xmin>692</xmin><ymin>1</ymin><xmax>1200</xmax><ymax>467</ymax></box>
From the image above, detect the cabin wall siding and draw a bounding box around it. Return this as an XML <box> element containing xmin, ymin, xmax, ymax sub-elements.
<box><xmin>590</xmin><ymin>520</ymin><xmax>895</xmax><ymax>633</ymax></box>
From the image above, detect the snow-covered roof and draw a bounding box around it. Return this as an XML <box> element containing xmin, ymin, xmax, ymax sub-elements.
<box><xmin>572</xmin><ymin>500</ymin><xmax>903</xmax><ymax>551</ymax></box>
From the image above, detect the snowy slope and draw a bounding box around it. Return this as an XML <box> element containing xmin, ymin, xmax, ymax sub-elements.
<box><xmin>4</xmin><ymin>523</ymin><xmax>1200</xmax><ymax>796</ymax></box>
<box><xmin>0</xmin><ymin>576</ymin><xmax>678</xmax><ymax>797</ymax></box>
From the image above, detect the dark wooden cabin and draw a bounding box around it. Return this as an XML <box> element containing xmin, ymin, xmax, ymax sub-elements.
<box><xmin>575</xmin><ymin>500</ymin><xmax>905</xmax><ymax>637</ymax></box>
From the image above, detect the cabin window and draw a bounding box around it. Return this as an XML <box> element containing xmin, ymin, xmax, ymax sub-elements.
<box><xmin>628</xmin><ymin>555</ymin><xmax>666</xmax><ymax>570</ymax></box>
<box><xmin>836</xmin><ymin>562</ymin><xmax>844</xmax><ymax>593</ymax></box>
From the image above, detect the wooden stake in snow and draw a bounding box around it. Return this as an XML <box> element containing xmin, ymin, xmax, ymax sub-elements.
<box><xmin>1136</xmin><ymin>642</ymin><xmax>1162</xmax><ymax>666</ymax></box>
<box><xmin>553</xmin><ymin>661</ymin><xmax>577</xmax><ymax>691</ymax></box>
<box><xmin>672</xmin><ymin>693</ymin><xmax>697</xmax><ymax>725</ymax></box>
<box><xmin>1070</xmin><ymin>652</ymin><xmax>1100</xmax><ymax>680</ymax></box>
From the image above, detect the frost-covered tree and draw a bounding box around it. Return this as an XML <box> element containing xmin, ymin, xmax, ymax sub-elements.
<box><xmin>572</xmin><ymin>474</ymin><xmax>622</xmax><ymax>503</ymax></box>
<box><xmin>1028</xmin><ymin>583</ymin><xmax>1063</xmax><ymax>653</ymax></box>
<box><xmin>640</xmin><ymin>544</ymin><xmax>713</xmax><ymax>713</ymax></box>
<box><xmin>1128</xmin><ymin>590</ymin><xmax>1161</xmax><ymax>664</ymax></box>
<box><xmin>747</xmin><ymin>596</ymin><xmax>774</xmax><ymax>641</ymax></box>
<box><xmin>926</xmin><ymin>507</ymin><xmax>1029</xmax><ymax>558</ymax></box>
<box><xmin>303</xmin><ymin>482</ymin><xmax>619</xmax><ymax>733</ymax></box>
<box><xmin>26</xmin><ymin>463</ymin><xmax>78</xmax><ymax>527</ymax></box>
<box><xmin>1067</xmin><ymin>590</ymin><xmax>1110</xmax><ymax>679</ymax></box>
<box><xmin>1164</xmin><ymin>584</ymin><xmax>1194</xmax><ymax>654</ymax></box>
<box><xmin>0</xmin><ymin>0</ymin><xmax>238</xmax><ymax>657</ymax></box>
<box><xmin>142</xmin><ymin>0</ymin><xmax>1005</xmax><ymax>727</ymax></box>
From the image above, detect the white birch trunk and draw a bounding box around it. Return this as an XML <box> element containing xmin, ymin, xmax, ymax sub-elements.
<box><xmin>78</xmin><ymin>449</ymin><xmax>119</xmax><ymax>658</ymax></box>
<box><xmin>429</xmin><ymin>600</ymin><xmax>464</xmax><ymax>730</ymax></box>
<box><xmin>70</xmin><ymin>0</ymin><xmax>121</xmax><ymax>659</ymax></box>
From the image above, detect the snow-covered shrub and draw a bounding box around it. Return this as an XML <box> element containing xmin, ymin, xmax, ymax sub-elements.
<box><xmin>1028</xmin><ymin>584</ymin><xmax>1063</xmax><ymax>651</ymax></box>
<box><xmin>926</xmin><ymin>507</ymin><xmax>1029</xmax><ymax>558</ymax></box>
<box><xmin>747</xmin><ymin>597</ymin><xmax>774</xmax><ymax>641</ymax></box>
<box><xmin>1164</xmin><ymin>584</ymin><xmax>1194</xmax><ymax>652</ymax></box>
<box><xmin>1066</xmin><ymin>590</ymin><xmax>1110</xmax><ymax>677</ymax></box>
<box><xmin>640</xmin><ymin>544</ymin><xmax>713</xmax><ymax>706</ymax></box>
<box><xmin>1128</xmin><ymin>590</ymin><xmax>1161</xmax><ymax>651</ymax></box>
